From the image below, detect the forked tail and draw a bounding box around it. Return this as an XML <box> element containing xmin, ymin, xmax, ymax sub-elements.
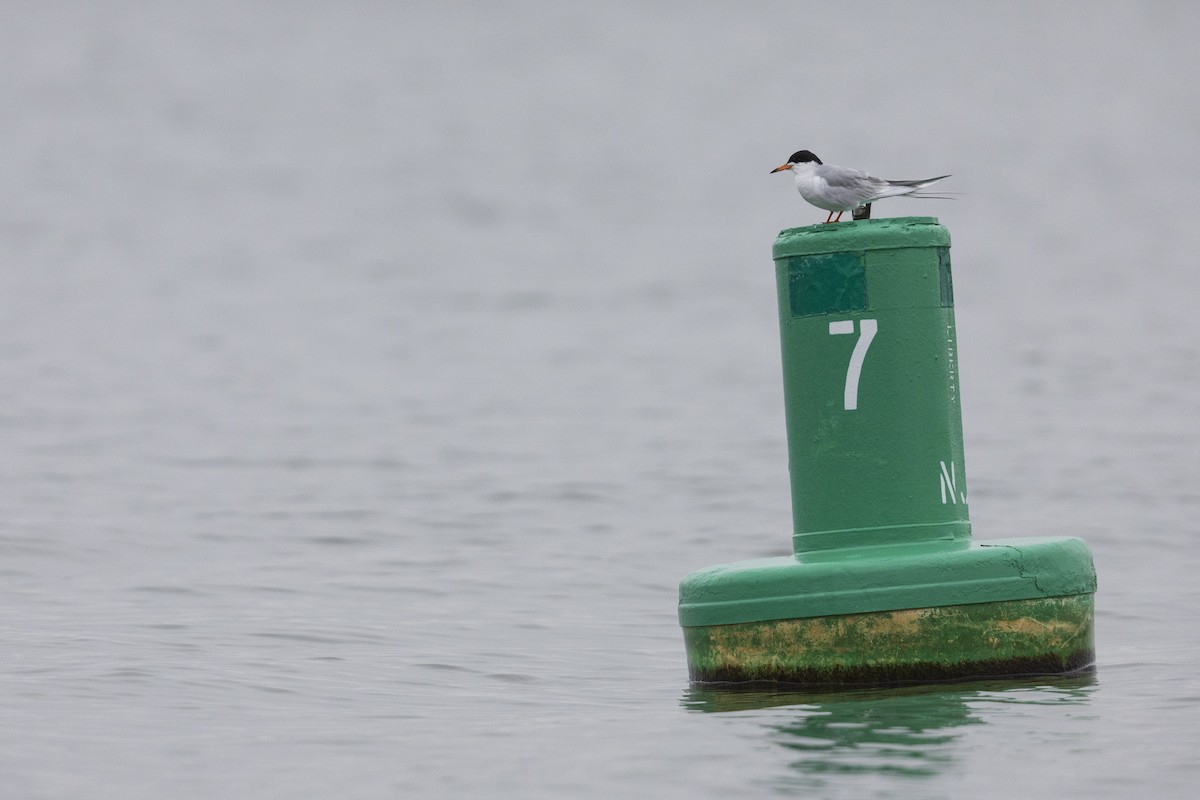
<box><xmin>876</xmin><ymin>175</ymin><xmax>955</xmax><ymax>201</ymax></box>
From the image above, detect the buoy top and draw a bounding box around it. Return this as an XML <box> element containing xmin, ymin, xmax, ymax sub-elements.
<box><xmin>773</xmin><ymin>216</ymin><xmax>949</xmax><ymax>261</ymax></box>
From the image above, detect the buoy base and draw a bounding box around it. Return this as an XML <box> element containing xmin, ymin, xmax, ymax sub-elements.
<box><xmin>683</xmin><ymin>594</ymin><xmax>1095</xmax><ymax>687</ymax></box>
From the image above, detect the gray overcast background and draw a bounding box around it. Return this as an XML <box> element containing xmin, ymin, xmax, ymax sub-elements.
<box><xmin>3</xmin><ymin>2</ymin><xmax>1198</xmax><ymax>798</ymax></box>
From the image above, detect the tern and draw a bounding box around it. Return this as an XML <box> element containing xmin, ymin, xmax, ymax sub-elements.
<box><xmin>771</xmin><ymin>150</ymin><xmax>951</xmax><ymax>223</ymax></box>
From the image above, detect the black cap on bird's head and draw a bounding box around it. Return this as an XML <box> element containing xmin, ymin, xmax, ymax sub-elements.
<box><xmin>770</xmin><ymin>149</ymin><xmax>822</xmax><ymax>173</ymax></box>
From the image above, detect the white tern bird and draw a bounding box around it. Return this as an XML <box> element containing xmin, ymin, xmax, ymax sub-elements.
<box><xmin>771</xmin><ymin>150</ymin><xmax>951</xmax><ymax>223</ymax></box>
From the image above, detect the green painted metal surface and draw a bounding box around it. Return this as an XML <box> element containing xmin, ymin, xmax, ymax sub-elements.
<box><xmin>678</xmin><ymin>537</ymin><xmax>1096</xmax><ymax>627</ymax></box>
<box><xmin>774</xmin><ymin>217</ymin><xmax>966</xmax><ymax>553</ymax></box>
<box><xmin>676</xmin><ymin>217</ymin><xmax>1098</xmax><ymax>685</ymax></box>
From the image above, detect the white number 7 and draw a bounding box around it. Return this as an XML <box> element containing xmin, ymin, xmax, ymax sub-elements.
<box><xmin>828</xmin><ymin>319</ymin><xmax>877</xmax><ymax>411</ymax></box>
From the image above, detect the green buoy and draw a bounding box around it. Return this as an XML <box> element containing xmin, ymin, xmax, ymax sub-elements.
<box><xmin>678</xmin><ymin>217</ymin><xmax>1096</xmax><ymax>686</ymax></box>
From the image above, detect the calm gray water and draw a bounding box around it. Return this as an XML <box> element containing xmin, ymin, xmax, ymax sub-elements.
<box><xmin>3</xmin><ymin>2</ymin><xmax>1199</xmax><ymax>798</ymax></box>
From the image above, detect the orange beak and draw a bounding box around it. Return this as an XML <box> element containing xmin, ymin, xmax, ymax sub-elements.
<box><xmin>770</xmin><ymin>163</ymin><xmax>791</xmax><ymax>174</ymax></box>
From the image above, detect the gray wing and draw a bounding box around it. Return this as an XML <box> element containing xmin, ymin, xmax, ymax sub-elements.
<box><xmin>815</xmin><ymin>165</ymin><xmax>886</xmax><ymax>206</ymax></box>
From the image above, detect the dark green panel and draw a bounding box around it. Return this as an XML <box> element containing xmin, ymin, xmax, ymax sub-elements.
<box><xmin>787</xmin><ymin>252</ymin><xmax>867</xmax><ymax>318</ymax></box>
<box><xmin>939</xmin><ymin>247</ymin><xmax>954</xmax><ymax>308</ymax></box>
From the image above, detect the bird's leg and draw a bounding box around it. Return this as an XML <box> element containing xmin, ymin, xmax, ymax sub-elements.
<box><xmin>824</xmin><ymin>210</ymin><xmax>834</xmax><ymax>224</ymax></box>
<box><xmin>833</xmin><ymin>211</ymin><xmax>844</xmax><ymax>223</ymax></box>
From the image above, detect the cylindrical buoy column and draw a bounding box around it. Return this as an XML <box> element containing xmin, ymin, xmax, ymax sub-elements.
<box><xmin>775</xmin><ymin>218</ymin><xmax>968</xmax><ymax>553</ymax></box>
<box><xmin>678</xmin><ymin>217</ymin><xmax>1097</xmax><ymax>687</ymax></box>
